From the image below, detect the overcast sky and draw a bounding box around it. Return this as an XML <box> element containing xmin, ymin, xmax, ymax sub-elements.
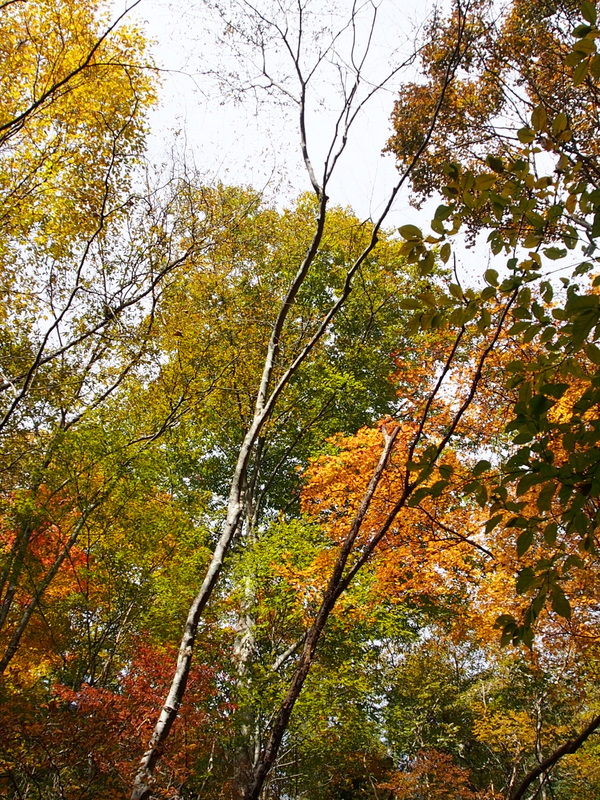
<box><xmin>123</xmin><ymin>0</ymin><xmax>444</xmax><ymax>228</ymax></box>
<box><xmin>111</xmin><ymin>1</ymin><xmax>580</xmax><ymax>289</ymax></box>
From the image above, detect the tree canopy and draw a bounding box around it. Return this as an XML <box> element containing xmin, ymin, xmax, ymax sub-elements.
<box><xmin>1</xmin><ymin>1</ymin><xmax>600</xmax><ymax>800</ymax></box>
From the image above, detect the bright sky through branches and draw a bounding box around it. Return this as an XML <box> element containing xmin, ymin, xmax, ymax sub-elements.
<box><xmin>127</xmin><ymin>0</ymin><xmax>440</xmax><ymax>225</ymax></box>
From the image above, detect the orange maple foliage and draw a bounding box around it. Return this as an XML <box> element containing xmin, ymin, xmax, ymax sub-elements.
<box><xmin>298</xmin><ymin>306</ymin><xmax>600</xmax><ymax>654</ymax></box>
<box><xmin>381</xmin><ymin>748</ymin><xmax>499</xmax><ymax>800</ymax></box>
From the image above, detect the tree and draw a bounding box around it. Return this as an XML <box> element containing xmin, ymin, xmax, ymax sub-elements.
<box><xmin>129</xmin><ymin>1</ymin><xmax>475</xmax><ymax>796</ymax></box>
<box><xmin>385</xmin><ymin>0</ymin><xmax>600</xmax><ymax>631</ymax></box>
<box><xmin>3</xmin><ymin>1</ymin><xmax>600</xmax><ymax>799</ymax></box>
<box><xmin>382</xmin><ymin>0</ymin><xmax>600</xmax><ymax>791</ymax></box>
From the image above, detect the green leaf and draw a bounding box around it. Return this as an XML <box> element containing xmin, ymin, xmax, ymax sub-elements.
<box><xmin>500</xmin><ymin>627</ymin><xmax>516</xmax><ymax>647</ymax></box>
<box><xmin>582</xmin><ymin>0</ymin><xmax>598</xmax><ymax>24</ymax></box>
<box><xmin>438</xmin><ymin>464</ymin><xmax>454</xmax><ymax>480</ymax></box>
<box><xmin>418</xmin><ymin>251</ymin><xmax>435</xmax><ymax>276</ymax></box>
<box><xmin>448</xmin><ymin>282</ymin><xmax>463</xmax><ymax>300</ymax></box>
<box><xmin>484</xmin><ymin>269</ymin><xmax>499</xmax><ymax>286</ymax></box>
<box><xmin>408</xmin><ymin>486</ymin><xmax>432</xmax><ymax>506</ymax></box>
<box><xmin>517</xmin><ymin>529</ymin><xmax>534</xmax><ymax>557</ymax></box>
<box><xmin>496</xmin><ymin>613</ymin><xmax>516</xmax><ymax>628</ymax></box>
<box><xmin>523</xmin><ymin>324</ymin><xmax>543</xmax><ymax>343</ymax></box>
<box><xmin>541</xmin><ymin>382</ymin><xmax>568</xmax><ymax>399</ymax></box>
<box><xmin>429</xmin><ymin>479</ymin><xmax>449</xmax><ymax>498</ymax></box>
<box><xmin>531</xmin><ymin>105</ymin><xmax>548</xmax><ymax>131</ymax></box>
<box><xmin>513</xmin><ymin>431</ymin><xmax>534</xmax><ymax>445</ymax></box>
<box><xmin>523</xmin><ymin>234</ymin><xmax>542</xmax><ymax>249</ymax></box>
<box><xmin>431</xmin><ymin>217</ymin><xmax>446</xmax><ymax>235</ymax></box>
<box><xmin>543</xmin><ymin>522</ymin><xmax>558</xmax><ymax>546</ymax></box>
<box><xmin>485</xmin><ymin>514</ymin><xmax>504</xmax><ymax>534</ymax></box>
<box><xmin>521</xmin><ymin>625</ymin><xmax>535</xmax><ymax>649</ymax></box>
<box><xmin>563</xmin><ymin>553</ymin><xmax>585</xmax><ymax>572</ymax></box>
<box><xmin>541</xmin><ymin>282</ymin><xmax>554</xmax><ymax>303</ymax></box>
<box><xmin>475</xmin><ymin>172</ymin><xmax>498</xmax><ymax>190</ymax></box>
<box><xmin>486</xmin><ymin>155</ymin><xmax>505</xmax><ymax>173</ymax></box>
<box><xmin>551</xmin><ymin>586</ymin><xmax>572</xmax><ymax>619</ymax></box>
<box><xmin>573</xmin><ymin>37</ymin><xmax>596</xmax><ymax>54</ymax></box>
<box><xmin>434</xmin><ymin>204</ymin><xmax>452</xmax><ymax>221</ymax></box>
<box><xmin>516</xmin><ymin>567</ymin><xmax>536</xmax><ymax>594</ymax></box>
<box><xmin>517</xmin><ymin>127</ymin><xmax>536</xmax><ymax>144</ymax></box>
<box><xmin>543</xmin><ymin>247</ymin><xmax>567</xmax><ymax>260</ymax></box>
<box><xmin>574</xmin><ymin>59</ymin><xmax>589</xmax><ymax>85</ymax></box>
<box><xmin>552</xmin><ymin>112</ymin><xmax>569</xmax><ymax>134</ymax></box>
<box><xmin>566</xmin><ymin>48</ymin><xmax>587</xmax><ymax>66</ymax></box>
<box><xmin>399</xmin><ymin>224</ymin><xmax>423</xmax><ymax>241</ymax></box>
<box><xmin>473</xmin><ymin>459</ymin><xmax>491</xmax><ymax>477</ymax></box>
<box><xmin>440</xmin><ymin>242</ymin><xmax>451</xmax><ymax>263</ymax></box>
<box><xmin>585</xmin><ymin>342</ymin><xmax>600</xmax><ymax>364</ymax></box>
<box><xmin>537</xmin><ymin>481</ymin><xmax>556</xmax><ymax>512</ymax></box>
<box><xmin>398</xmin><ymin>298</ymin><xmax>422</xmax><ymax>310</ymax></box>
<box><xmin>509</xmin><ymin>320</ymin><xmax>531</xmax><ymax>336</ymax></box>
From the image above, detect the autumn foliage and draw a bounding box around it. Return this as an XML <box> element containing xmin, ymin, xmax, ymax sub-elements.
<box><xmin>2</xmin><ymin>1</ymin><xmax>600</xmax><ymax>799</ymax></box>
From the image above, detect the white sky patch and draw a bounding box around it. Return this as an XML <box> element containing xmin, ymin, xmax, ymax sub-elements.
<box><xmin>111</xmin><ymin>0</ymin><xmax>540</xmax><ymax>289</ymax></box>
<box><xmin>120</xmin><ymin>0</ymin><xmax>443</xmax><ymax>222</ymax></box>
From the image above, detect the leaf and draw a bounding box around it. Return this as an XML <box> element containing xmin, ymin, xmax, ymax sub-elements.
<box><xmin>485</xmin><ymin>514</ymin><xmax>504</xmax><ymax>534</ymax></box>
<box><xmin>531</xmin><ymin>105</ymin><xmax>548</xmax><ymax>131</ymax></box>
<box><xmin>551</xmin><ymin>586</ymin><xmax>572</xmax><ymax>619</ymax></box>
<box><xmin>431</xmin><ymin>217</ymin><xmax>446</xmax><ymax>235</ymax></box>
<box><xmin>398</xmin><ymin>298</ymin><xmax>423</xmax><ymax>310</ymax></box>
<box><xmin>434</xmin><ymin>204</ymin><xmax>453</xmax><ymax>221</ymax></box>
<box><xmin>517</xmin><ymin>127</ymin><xmax>536</xmax><ymax>144</ymax></box>
<box><xmin>418</xmin><ymin>251</ymin><xmax>436</xmax><ymax>275</ymax></box>
<box><xmin>582</xmin><ymin>0</ymin><xmax>598</xmax><ymax>24</ymax></box>
<box><xmin>516</xmin><ymin>567</ymin><xmax>536</xmax><ymax>594</ymax></box>
<box><xmin>543</xmin><ymin>522</ymin><xmax>558</xmax><ymax>546</ymax></box>
<box><xmin>495</xmin><ymin>613</ymin><xmax>516</xmax><ymax>628</ymax></box>
<box><xmin>517</xmin><ymin>529</ymin><xmax>534</xmax><ymax>557</ymax></box>
<box><xmin>573</xmin><ymin>59</ymin><xmax>589</xmax><ymax>85</ymax></box>
<box><xmin>521</xmin><ymin>625</ymin><xmax>534</xmax><ymax>649</ymax></box>
<box><xmin>486</xmin><ymin>155</ymin><xmax>505</xmax><ymax>173</ymax></box>
<box><xmin>440</xmin><ymin>242</ymin><xmax>451</xmax><ymax>263</ymax></box>
<box><xmin>537</xmin><ymin>481</ymin><xmax>556</xmax><ymax>512</ymax></box>
<box><xmin>585</xmin><ymin>342</ymin><xmax>600</xmax><ymax>364</ymax></box>
<box><xmin>399</xmin><ymin>224</ymin><xmax>423</xmax><ymax>241</ymax></box>
<box><xmin>475</xmin><ymin>172</ymin><xmax>498</xmax><ymax>190</ymax></box>
<box><xmin>473</xmin><ymin>459</ymin><xmax>491</xmax><ymax>477</ymax></box>
<box><xmin>543</xmin><ymin>247</ymin><xmax>567</xmax><ymax>260</ymax></box>
<box><xmin>573</xmin><ymin>36</ymin><xmax>596</xmax><ymax>53</ymax></box>
<box><xmin>429</xmin><ymin>479</ymin><xmax>449</xmax><ymax>498</ymax></box>
<box><xmin>438</xmin><ymin>463</ymin><xmax>454</xmax><ymax>480</ymax></box>
<box><xmin>523</xmin><ymin>234</ymin><xmax>542</xmax><ymax>249</ymax></box>
<box><xmin>552</xmin><ymin>112</ymin><xmax>569</xmax><ymax>134</ymax></box>
<box><xmin>566</xmin><ymin>48</ymin><xmax>587</xmax><ymax>66</ymax></box>
<box><xmin>500</xmin><ymin>627</ymin><xmax>515</xmax><ymax>647</ymax></box>
<box><xmin>407</xmin><ymin>486</ymin><xmax>432</xmax><ymax>507</ymax></box>
<box><xmin>509</xmin><ymin>320</ymin><xmax>531</xmax><ymax>336</ymax></box>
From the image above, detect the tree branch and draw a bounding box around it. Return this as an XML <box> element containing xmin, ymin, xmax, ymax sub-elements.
<box><xmin>510</xmin><ymin>714</ymin><xmax>600</xmax><ymax>800</ymax></box>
